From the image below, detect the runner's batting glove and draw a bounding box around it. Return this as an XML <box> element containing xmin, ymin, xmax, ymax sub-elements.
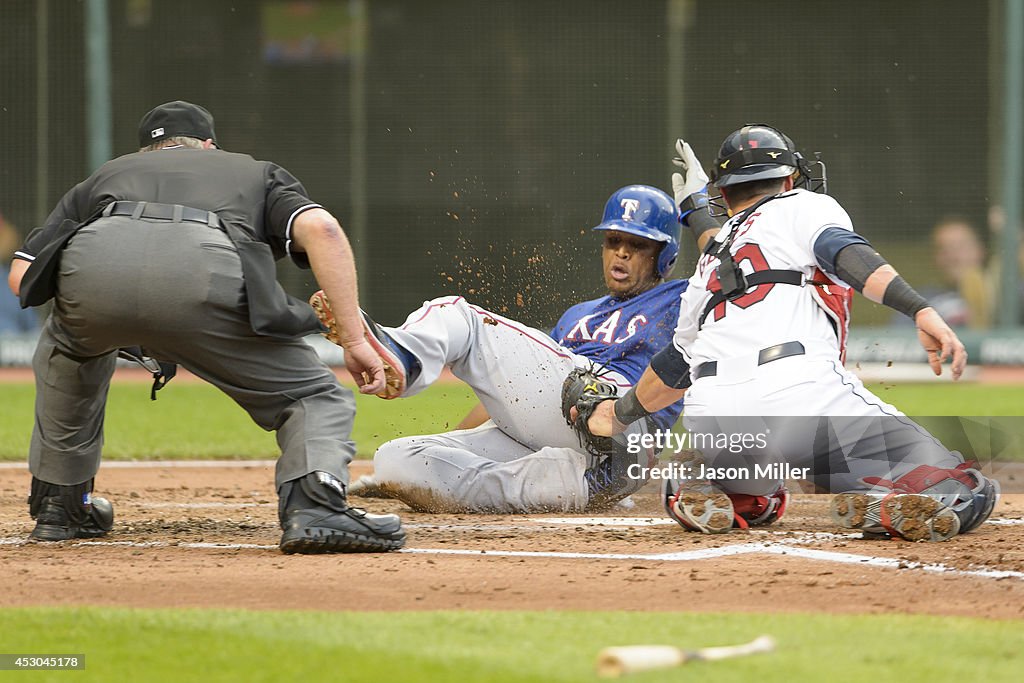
<box><xmin>671</xmin><ymin>139</ymin><xmax>710</xmax><ymax>222</ymax></box>
<box><xmin>561</xmin><ymin>366</ymin><xmax>619</xmax><ymax>457</ymax></box>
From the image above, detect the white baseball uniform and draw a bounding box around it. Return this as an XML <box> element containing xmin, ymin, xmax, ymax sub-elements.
<box><xmin>672</xmin><ymin>189</ymin><xmax>963</xmax><ymax>493</ymax></box>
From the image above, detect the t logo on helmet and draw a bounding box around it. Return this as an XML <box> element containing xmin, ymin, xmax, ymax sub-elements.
<box><xmin>620</xmin><ymin>198</ymin><xmax>640</xmax><ymax>221</ymax></box>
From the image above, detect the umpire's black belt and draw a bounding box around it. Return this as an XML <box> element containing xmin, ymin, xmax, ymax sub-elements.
<box><xmin>693</xmin><ymin>341</ymin><xmax>806</xmax><ymax>380</ymax></box>
<box><xmin>103</xmin><ymin>201</ymin><xmax>220</xmax><ymax>228</ymax></box>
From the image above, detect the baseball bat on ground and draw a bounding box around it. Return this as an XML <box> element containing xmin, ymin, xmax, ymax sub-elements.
<box><xmin>595</xmin><ymin>634</ymin><xmax>776</xmax><ymax>678</ymax></box>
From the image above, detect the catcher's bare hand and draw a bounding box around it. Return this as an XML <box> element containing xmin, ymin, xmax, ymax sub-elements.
<box><xmin>914</xmin><ymin>307</ymin><xmax>967</xmax><ymax>380</ymax></box>
<box><xmin>582</xmin><ymin>399</ymin><xmax>625</xmax><ymax>438</ymax></box>
<box><xmin>344</xmin><ymin>340</ymin><xmax>387</xmax><ymax>394</ymax></box>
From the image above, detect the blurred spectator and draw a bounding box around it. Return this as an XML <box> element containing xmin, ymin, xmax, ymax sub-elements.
<box><xmin>0</xmin><ymin>212</ymin><xmax>40</xmax><ymax>334</ymax></box>
<box><xmin>985</xmin><ymin>205</ymin><xmax>1024</xmax><ymax>325</ymax></box>
<box><xmin>893</xmin><ymin>216</ymin><xmax>991</xmax><ymax>329</ymax></box>
<box><xmin>931</xmin><ymin>216</ymin><xmax>991</xmax><ymax>329</ymax></box>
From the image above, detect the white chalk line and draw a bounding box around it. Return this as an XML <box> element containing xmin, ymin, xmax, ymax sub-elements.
<box><xmin>21</xmin><ymin>502</ymin><xmax>1015</xmax><ymax>537</ymax></box>
<box><xmin>760</xmin><ymin>545</ymin><xmax>1024</xmax><ymax>580</ymax></box>
<box><xmin>530</xmin><ymin>517</ymin><xmax>674</xmax><ymax>526</ymax></box>
<box><xmin>0</xmin><ymin>460</ymin><xmax>278</xmax><ymax>470</ymax></box>
<box><xmin>116</xmin><ymin>506</ymin><xmax>1024</xmax><ymax>535</ymax></box>
<box><xmin>145</xmin><ymin>502</ymin><xmax>273</xmax><ymax>509</ymax></box>
<box><xmin>2</xmin><ymin>535</ymin><xmax>1021</xmax><ymax>581</ymax></box>
<box><xmin>7</xmin><ymin>501</ymin><xmax>1018</xmax><ymax>536</ymax></box>
<box><xmin>399</xmin><ymin>545</ymin><xmax>760</xmax><ymax>562</ymax></box>
<box><xmin>986</xmin><ymin>518</ymin><xmax>1024</xmax><ymax>525</ymax></box>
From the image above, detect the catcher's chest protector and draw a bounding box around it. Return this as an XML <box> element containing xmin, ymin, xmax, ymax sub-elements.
<box><xmin>808</xmin><ymin>270</ymin><xmax>853</xmax><ymax>364</ymax></box>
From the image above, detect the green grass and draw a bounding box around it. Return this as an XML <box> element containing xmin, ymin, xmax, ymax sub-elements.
<box><xmin>0</xmin><ymin>380</ymin><xmax>1021</xmax><ymax>461</ymax></box>
<box><xmin>0</xmin><ymin>381</ymin><xmax>478</xmax><ymax>461</ymax></box>
<box><xmin>0</xmin><ymin>608</ymin><xmax>1020</xmax><ymax>683</ymax></box>
<box><xmin>866</xmin><ymin>382</ymin><xmax>1024</xmax><ymax>415</ymax></box>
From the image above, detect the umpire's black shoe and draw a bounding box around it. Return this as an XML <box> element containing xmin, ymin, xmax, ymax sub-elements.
<box><xmin>278</xmin><ymin>472</ymin><xmax>405</xmax><ymax>554</ymax></box>
<box><xmin>29</xmin><ymin>496</ymin><xmax>114</xmax><ymax>542</ymax></box>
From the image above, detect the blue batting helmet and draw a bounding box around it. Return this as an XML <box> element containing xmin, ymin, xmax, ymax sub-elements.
<box><xmin>592</xmin><ymin>185</ymin><xmax>682</xmax><ymax>278</ymax></box>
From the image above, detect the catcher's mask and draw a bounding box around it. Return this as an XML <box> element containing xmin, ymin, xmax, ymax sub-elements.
<box><xmin>708</xmin><ymin>124</ymin><xmax>827</xmax><ymax>216</ymax></box>
<box><xmin>592</xmin><ymin>185</ymin><xmax>682</xmax><ymax>278</ymax></box>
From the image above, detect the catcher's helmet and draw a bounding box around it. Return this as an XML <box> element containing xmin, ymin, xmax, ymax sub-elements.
<box><xmin>710</xmin><ymin>124</ymin><xmax>826</xmax><ymax>194</ymax></box>
<box><xmin>592</xmin><ymin>185</ymin><xmax>682</xmax><ymax>278</ymax></box>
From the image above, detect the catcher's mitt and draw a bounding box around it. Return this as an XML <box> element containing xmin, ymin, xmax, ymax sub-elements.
<box><xmin>561</xmin><ymin>366</ymin><xmax>619</xmax><ymax>456</ymax></box>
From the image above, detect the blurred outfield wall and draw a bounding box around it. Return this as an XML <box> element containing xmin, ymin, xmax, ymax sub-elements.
<box><xmin>0</xmin><ymin>0</ymin><xmax>1018</xmax><ymax>330</ymax></box>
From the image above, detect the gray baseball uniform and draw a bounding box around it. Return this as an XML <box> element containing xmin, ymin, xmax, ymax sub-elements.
<box><xmin>371</xmin><ymin>283</ymin><xmax>687</xmax><ymax>513</ymax></box>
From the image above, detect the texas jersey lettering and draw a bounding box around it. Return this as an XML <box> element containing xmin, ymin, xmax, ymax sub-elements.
<box><xmin>553</xmin><ymin>279</ymin><xmax>688</xmax><ymax>428</ymax></box>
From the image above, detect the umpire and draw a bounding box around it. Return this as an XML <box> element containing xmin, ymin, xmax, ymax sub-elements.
<box><xmin>6</xmin><ymin>101</ymin><xmax>405</xmax><ymax>554</ymax></box>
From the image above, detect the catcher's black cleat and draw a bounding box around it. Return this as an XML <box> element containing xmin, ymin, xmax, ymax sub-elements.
<box><xmin>28</xmin><ymin>493</ymin><xmax>114</xmax><ymax>540</ymax></box>
<box><xmin>278</xmin><ymin>472</ymin><xmax>405</xmax><ymax>554</ymax></box>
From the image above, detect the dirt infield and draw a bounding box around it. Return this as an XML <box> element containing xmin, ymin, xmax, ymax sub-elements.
<box><xmin>2</xmin><ymin>462</ymin><xmax>1022</xmax><ymax>618</ymax></box>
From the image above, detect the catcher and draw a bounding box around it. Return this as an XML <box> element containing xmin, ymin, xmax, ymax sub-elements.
<box><xmin>576</xmin><ymin>127</ymin><xmax>998</xmax><ymax>542</ymax></box>
<box><xmin>315</xmin><ymin>185</ymin><xmax>687</xmax><ymax>513</ymax></box>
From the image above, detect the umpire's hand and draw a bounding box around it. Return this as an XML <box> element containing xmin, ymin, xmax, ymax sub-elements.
<box><xmin>344</xmin><ymin>340</ymin><xmax>387</xmax><ymax>395</ymax></box>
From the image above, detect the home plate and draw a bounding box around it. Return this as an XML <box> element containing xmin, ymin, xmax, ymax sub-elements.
<box><xmin>534</xmin><ymin>517</ymin><xmax>675</xmax><ymax>526</ymax></box>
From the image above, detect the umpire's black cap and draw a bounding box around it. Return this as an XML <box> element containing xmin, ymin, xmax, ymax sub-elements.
<box><xmin>137</xmin><ymin>101</ymin><xmax>218</xmax><ymax>147</ymax></box>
